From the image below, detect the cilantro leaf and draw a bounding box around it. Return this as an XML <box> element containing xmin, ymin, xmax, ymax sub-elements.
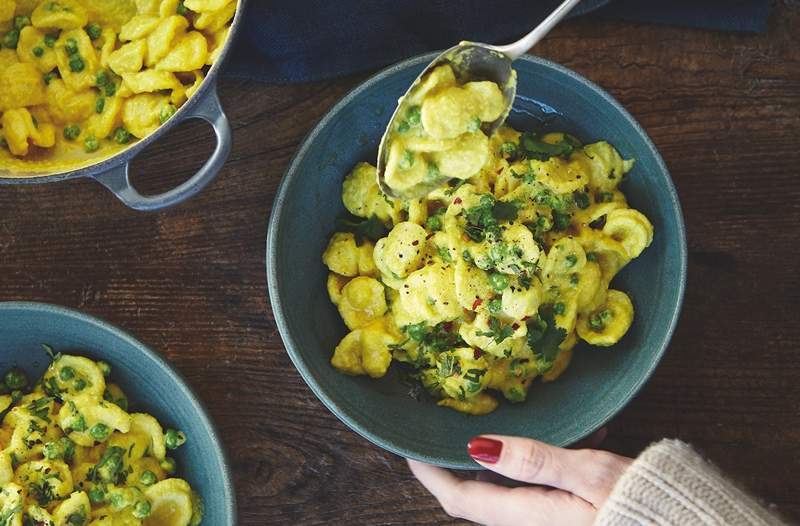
<box><xmin>519</xmin><ymin>132</ymin><xmax>579</xmax><ymax>161</ymax></box>
<box><xmin>476</xmin><ymin>316</ymin><xmax>515</xmax><ymax>345</ymax></box>
<box><xmin>492</xmin><ymin>200</ymin><xmax>519</xmax><ymax>221</ymax></box>
<box><xmin>335</xmin><ymin>213</ymin><xmax>388</xmax><ymax>245</ymax></box>
<box><xmin>526</xmin><ymin>304</ymin><xmax>567</xmax><ymax>370</ymax></box>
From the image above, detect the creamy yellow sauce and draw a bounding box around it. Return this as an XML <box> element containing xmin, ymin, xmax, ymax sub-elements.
<box><xmin>0</xmin><ymin>0</ymin><xmax>235</xmax><ymax>176</ymax></box>
<box><xmin>323</xmin><ymin>107</ymin><xmax>654</xmax><ymax>414</ymax></box>
<box><xmin>0</xmin><ymin>352</ymin><xmax>202</xmax><ymax>525</ymax></box>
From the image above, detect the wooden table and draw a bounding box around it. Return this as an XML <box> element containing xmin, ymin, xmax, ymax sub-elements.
<box><xmin>1</xmin><ymin>4</ymin><xmax>798</xmax><ymax>524</ymax></box>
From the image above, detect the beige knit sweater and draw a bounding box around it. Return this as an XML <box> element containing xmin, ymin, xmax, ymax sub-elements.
<box><xmin>595</xmin><ymin>440</ymin><xmax>785</xmax><ymax>526</ymax></box>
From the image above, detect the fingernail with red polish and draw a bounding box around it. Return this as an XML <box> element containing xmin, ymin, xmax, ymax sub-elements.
<box><xmin>467</xmin><ymin>436</ymin><xmax>502</xmax><ymax>463</ymax></box>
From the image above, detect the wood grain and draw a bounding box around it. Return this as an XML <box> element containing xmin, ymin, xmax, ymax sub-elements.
<box><xmin>1</xmin><ymin>3</ymin><xmax>799</xmax><ymax>524</ymax></box>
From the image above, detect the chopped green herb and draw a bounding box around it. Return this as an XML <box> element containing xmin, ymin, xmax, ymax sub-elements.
<box><xmin>32</xmin><ymin>46</ymin><xmax>44</xmax><ymax>57</ymax></box>
<box><xmin>499</xmin><ymin>141</ymin><xmax>517</xmax><ymax>157</ymax></box>
<box><xmin>466</xmin><ymin>116</ymin><xmax>481</xmax><ymax>133</ymax></box>
<box><xmin>526</xmin><ymin>304</ymin><xmax>567</xmax><ymax>371</ymax></box>
<box><xmin>573</xmin><ymin>191</ymin><xmax>590</xmax><ymax>209</ymax></box>
<box><xmin>335</xmin><ymin>213</ymin><xmax>388</xmax><ymax>245</ymax></box>
<box><xmin>44</xmin><ymin>33</ymin><xmax>57</xmax><ymax>48</ymax></box>
<box><xmin>518</xmin><ymin>132</ymin><xmax>577</xmax><ymax>161</ymax></box>
<box><xmin>487</xmin><ymin>298</ymin><xmax>503</xmax><ymax>314</ymax></box>
<box><xmin>586</xmin><ymin>252</ymin><xmax>598</xmax><ymax>262</ymax></box>
<box><xmin>425</xmin><ymin>207</ymin><xmax>445</xmax><ymax>231</ymax></box>
<box><xmin>95</xmin><ymin>97</ymin><xmax>105</xmax><ymax>113</ymax></box>
<box><xmin>398</xmin><ymin>149</ymin><xmax>414</xmax><ymax>170</ymax></box>
<box><xmin>64</xmin><ymin>37</ymin><xmax>78</xmax><ymax>55</ymax></box>
<box><xmin>476</xmin><ymin>316</ymin><xmax>515</xmax><ymax>345</ymax></box>
<box><xmin>552</xmin><ymin>210</ymin><xmax>571</xmax><ymax>231</ymax></box>
<box><xmin>13</xmin><ymin>15</ymin><xmax>31</xmax><ymax>30</ymax></box>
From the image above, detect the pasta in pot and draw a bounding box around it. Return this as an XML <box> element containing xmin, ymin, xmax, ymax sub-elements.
<box><xmin>321</xmin><ymin>65</ymin><xmax>653</xmax><ymax>415</ymax></box>
<box><xmin>0</xmin><ymin>0</ymin><xmax>236</xmax><ymax>173</ymax></box>
<box><xmin>0</xmin><ymin>350</ymin><xmax>203</xmax><ymax>525</ymax></box>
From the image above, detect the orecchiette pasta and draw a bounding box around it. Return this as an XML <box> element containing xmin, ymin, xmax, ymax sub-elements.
<box><xmin>0</xmin><ymin>352</ymin><xmax>203</xmax><ymax>525</ymax></box>
<box><xmin>0</xmin><ymin>0</ymin><xmax>236</xmax><ymax>173</ymax></box>
<box><xmin>321</xmin><ymin>66</ymin><xmax>652</xmax><ymax>415</ymax></box>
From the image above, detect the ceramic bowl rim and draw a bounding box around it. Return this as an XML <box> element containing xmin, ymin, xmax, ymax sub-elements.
<box><xmin>0</xmin><ymin>301</ymin><xmax>238</xmax><ymax>523</ymax></box>
<box><xmin>267</xmin><ymin>52</ymin><xmax>687</xmax><ymax>468</ymax></box>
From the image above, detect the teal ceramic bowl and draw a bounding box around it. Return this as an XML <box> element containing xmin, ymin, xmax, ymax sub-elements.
<box><xmin>0</xmin><ymin>302</ymin><xmax>236</xmax><ymax>523</ymax></box>
<box><xmin>267</xmin><ymin>53</ymin><xmax>687</xmax><ymax>469</ymax></box>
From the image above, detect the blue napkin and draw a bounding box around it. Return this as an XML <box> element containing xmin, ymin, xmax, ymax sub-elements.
<box><xmin>224</xmin><ymin>0</ymin><xmax>772</xmax><ymax>84</ymax></box>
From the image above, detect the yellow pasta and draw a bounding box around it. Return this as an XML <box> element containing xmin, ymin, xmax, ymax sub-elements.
<box><xmin>0</xmin><ymin>351</ymin><xmax>203</xmax><ymax>525</ymax></box>
<box><xmin>322</xmin><ymin>68</ymin><xmax>652</xmax><ymax>414</ymax></box>
<box><xmin>0</xmin><ymin>0</ymin><xmax>236</xmax><ymax>173</ymax></box>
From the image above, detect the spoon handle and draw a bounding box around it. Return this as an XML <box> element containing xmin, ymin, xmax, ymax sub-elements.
<box><xmin>491</xmin><ymin>0</ymin><xmax>584</xmax><ymax>60</ymax></box>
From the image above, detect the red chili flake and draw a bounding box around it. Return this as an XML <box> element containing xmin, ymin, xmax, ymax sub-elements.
<box><xmin>522</xmin><ymin>316</ymin><xmax>530</xmax><ymax>321</ymax></box>
<box><xmin>512</xmin><ymin>323</ymin><xmax>520</xmax><ymax>330</ymax></box>
<box><xmin>453</xmin><ymin>197</ymin><xmax>463</xmax><ymax>204</ymax></box>
<box><xmin>472</xmin><ymin>298</ymin><xmax>483</xmax><ymax>311</ymax></box>
<box><xmin>473</xmin><ymin>349</ymin><xmax>483</xmax><ymax>359</ymax></box>
<box><xmin>411</xmin><ymin>240</ymin><xmax>419</xmax><ymax>246</ymax></box>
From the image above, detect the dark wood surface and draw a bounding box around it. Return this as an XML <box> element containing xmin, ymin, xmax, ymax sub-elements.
<box><xmin>2</xmin><ymin>4</ymin><xmax>799</xmax><ymax>524</ymax></box>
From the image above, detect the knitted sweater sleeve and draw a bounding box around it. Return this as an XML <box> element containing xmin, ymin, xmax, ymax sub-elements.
<box><xmin>594</xmin><ymin>439</ymin><xmax>785</xmax><ymax>526</ymax></box>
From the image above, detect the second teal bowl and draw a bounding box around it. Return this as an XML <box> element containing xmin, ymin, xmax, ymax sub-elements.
<box><xmin>0</xmin><ymin>302</ymin><xmax>236</xmax><ymax>524</ymax></box>
<box><xmin>268</xmin><ymin>53</ymin><xmax>687</xmax><ymax>469</ymax></box>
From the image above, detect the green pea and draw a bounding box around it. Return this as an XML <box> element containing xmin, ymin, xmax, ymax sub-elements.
<box><xmin>4</xmin><ymin>369</ymin><xmax>28</xmax><ymax>390</ymax></box>
<box><xmin>108</xmin><ymin>492</ymin><xmax>125</xmax><ymax>510</ymax></box>
<box><xmin>405</xmin><ymin>322</ymin><xmax>427</xmax><ymax>342</ymax></box>
<box><xmin>95</xmin><ymin>97</ymin><xmax>105</xmax><ymax>113</ymax></box>
<box><xmin>113</xmin><ymin>127</ymin><xmax>132</xmax><ymax>145</ymax></box>
<box><xmin>139</xmin><ymin>470</ymin><xmax>157</xmax><ymax>486</ymax></box>
<box><xmin>133</xmin><ymin>500</ymin><xmax>152</xmax><ymax>518</ymax></box>
<box><xmin>44</xmin><ymin>33</ymin><xmax>57</xmax><ymax>48</ymax></box>
<box><xmin>159</xmin><ymin>104</ymin><xmax>177</xmax><ymax>124</ymax></box>
<box><xmin>553</xmin><ymin>302</ymin><xmax>566</xmax><ymax>316</ymax></box>
<box><xmin>64</xmin><ymin>37</ymin><xmax>78</xmax><ymax>55</ymax></box>
<box><xmin>74</xmin><ymin>377</ymin><xmax>88</xmax><ymax>390</ymax></box>
<box><xmin>90</xmin><ymin>423</ymin><xmax>110</xmax><ymax>441</ymax></box>
<box><xmin>488</xmin><ymin>273</ymin><xmax>509</xmax><ymax>293</ymax></box>
<box><xmin>95</xmin><ymin>69</ymin><xmax>108</xmax><ymax>86</ymax></box>
<box><xmin>2</xmin><ymin>29</ymin><xmax>20</xmax><ymax>49</ymax></box>
<box><xmin>487</xmin><ymin>298</ymin><xmax>503</xmax><ymax>314</ymax></box>
<box><xmin>83</xmin><ymin>135</ymin><xmax>99</xmax><ymax>153</ymax></box>
<box><xmin>405</xmin><ymin>105</ymin><xmax>421</xmax><ymax>126</ymax></box>
<box><xmin>165</xmin><ymin>429</ymin><xmax>187</xmax><ymax>450</ymax></box>
<box><xmin>59</xmin><ymin>366</ymin><xmax>76</xmax><ymax>381</ymax></box>
<box><xmin>13</xmin><ymin>15</ymin><xmax>31</xmax><ymax>30</ymax></box>
<box><xmin>69</xmin><ymin>55</ymin><xmax>84</xmax><ymax>72</ymax></box>
<box><xmin>565</xmin><ymin>254</ymin><xmax>578</xmax><ymax>268</ymax></box>
<box><xmin>466</xmin><ymin>116</ymin><xmax>481</xmax><ymax>133</ymax></box>
<box><xmin>97</xmin><ymin>361</ymin><xmax>111</xmax><ymax>377</ymax></box>
<box><xmin>85</xmin><ymin>23</ymin><xmax>102</xmax><ymax>40</ymax></box>
<box><xmin>425</xmin><ymin>214</ymin><xmax>442</xmax><ymax>232</ymax></box>
<box><xmin>160</xmin><ymin>457</ymin><xmax>176</xmax><ymax>474</ymax></box>
<box><xmin>32</xmin><ymin>46</ymin><xmax>44</xmax><ymax>57</ymax></box>
<box><xmin>589</xmin><ymin>308</ymin><xmax>614</xmax><ymax>331</ymax></box>
<box><xmin>88</xmin><ymin>486</ymin><xmax>105</xmax><ymax>503</ymax></box>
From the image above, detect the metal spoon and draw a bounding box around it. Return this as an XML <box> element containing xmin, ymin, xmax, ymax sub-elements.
<box><xmin>377</xmin><ymin>0</ymin><xmax>583</xmax><ymax>200</ymax></box>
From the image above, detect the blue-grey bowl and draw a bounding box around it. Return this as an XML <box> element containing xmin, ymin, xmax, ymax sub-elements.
<box><xmin>0</xmin><ymin>302</ymin><xmax>236</xmax><ymax>524</ymax></box>
<box><xmin>267</xmin><ymin>53</ymin><xmax>687</xmax><ymax>469</ymax></box>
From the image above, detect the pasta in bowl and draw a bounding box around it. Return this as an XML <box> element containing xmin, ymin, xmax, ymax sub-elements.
<box><xmin>268</xmin><ymin>53</ymin><xmax>686</xmax><ymax>468</ymax></box>
<box><xmin>0</xmin><ymin>0</ymin><xmax>242</xmax><ymax>211</ymax></box>
<box><xmin>0</xmin><ymin>302</ymin><xmax>235</xmax><ymax>524</ymax></box>
<box><xmin>0</xmin><ymin>351</ymin><xmax>202</xmax><ymax>525</ymax></box>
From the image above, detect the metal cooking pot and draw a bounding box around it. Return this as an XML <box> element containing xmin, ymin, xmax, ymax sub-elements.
<box><xmin>0</xmin><ymin>0</ymin><xmax>247</xmax><ymax>212</ymax></box>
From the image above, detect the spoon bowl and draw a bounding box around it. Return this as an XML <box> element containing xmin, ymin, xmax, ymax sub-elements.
<box><xmin>376</xmin><ymin>0</ymin><xmax>583</xmax><ymax>200</ymax></box>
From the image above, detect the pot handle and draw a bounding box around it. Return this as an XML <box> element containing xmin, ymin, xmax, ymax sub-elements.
<box><xmin>92</xmin><ymin>86</ymin><xmax>231</xmax><ymax>212</ymax></box>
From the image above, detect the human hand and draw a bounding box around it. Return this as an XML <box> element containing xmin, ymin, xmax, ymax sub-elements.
<box><xmin>407</xmin><ymin>430</ymin><xmax>632</xmax><ymax>526</ymax></box>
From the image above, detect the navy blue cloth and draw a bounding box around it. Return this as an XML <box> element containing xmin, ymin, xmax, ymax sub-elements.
<box><xmin>224</xmin><ymin>0</ymin><xmax>772</xmax><ymax>84</ymax></box>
